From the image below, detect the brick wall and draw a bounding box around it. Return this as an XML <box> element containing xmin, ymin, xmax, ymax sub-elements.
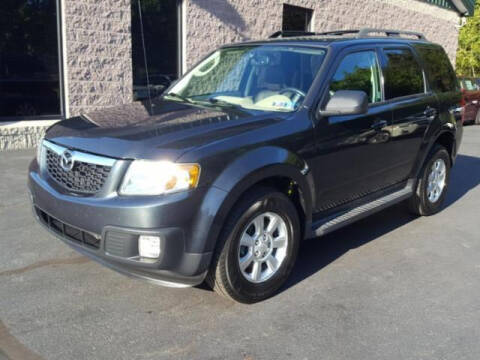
<box><xmin>0</xmin><ymin>123</ymin><xmax>49</xmax><ymax>151</ymax></box>
<box><xmin>185</xmin><ymin>0</ymin><xmax>461</xmax><ymax>69</ymax></box>
<box><xmin>0</xmin><ymin>0</ymin><xmax>462</xmax><ymax>151</ymax></box>
<box><xmin>63</xmin><ymin>0</ymin><xmax>133</xmax><ymax>117</ymax></box>
<box><xmin>62</xmin><ymin>0</ymin><xmax>461</xmax><ymax>115</ymax></box>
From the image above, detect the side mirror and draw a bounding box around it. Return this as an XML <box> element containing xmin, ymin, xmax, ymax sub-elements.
<box><xmin>318</xmin><ymin>90</ymin><xmax>368</xmax><ymax>117</ymax></box>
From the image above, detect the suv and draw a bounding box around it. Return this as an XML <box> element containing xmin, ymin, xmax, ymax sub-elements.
<box><xmin>29</xmin><ymin>29</ymin><xmax>463</xmax><ymax>303</ymax></box>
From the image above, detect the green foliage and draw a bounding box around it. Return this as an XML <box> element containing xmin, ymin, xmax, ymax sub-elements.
<box><xmin>456</xmin><ymin>0</ymin><xmax>480</xmax><ymax>77</ymax></box>
<box><xmin>330</xmin><ymin>68</ymin><xmax>374</xmax><ymax>100</ymax></box>
<box><xmin>383</xmin><ymin>50</ymin><xmax>424</xmax><ymax>98</ymax></box>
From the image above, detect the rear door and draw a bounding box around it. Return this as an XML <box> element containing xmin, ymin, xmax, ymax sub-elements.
<box><xmin>378</xmin><ymin>46</ymin><xmax>438</xmax><ymax>182</ymax></box>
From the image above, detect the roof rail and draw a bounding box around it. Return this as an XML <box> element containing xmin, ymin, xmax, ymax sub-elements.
<box><xmin>268</xmin><ymin>28</ymin><xmax>427</xmax><ymax>40</ymax></box>
<box><xmin>358</xmin><ymin>28</ymin><xmax>426</xmax><ymax>40</ymax></box>
<box><xmin>316</xmin><ymin>29</ymin><xmax>362</xmax><ymax>36</ymax></box>
<box><xmin>269</xmin><ymin>30</ymin><xmax>318</xmax><ymax>38</ymax></box>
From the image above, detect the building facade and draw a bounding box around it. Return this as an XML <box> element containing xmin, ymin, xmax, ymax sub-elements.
<box><xmin>0</xmin><ymin>0</ymin><xmax>474</xmax><ymax>150</ymax></box>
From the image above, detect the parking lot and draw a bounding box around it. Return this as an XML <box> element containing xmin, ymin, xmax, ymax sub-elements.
<box><xmin>1</xmin><ymin>126</ymin><xmax>479</xmax><ymax>360</ymax></box>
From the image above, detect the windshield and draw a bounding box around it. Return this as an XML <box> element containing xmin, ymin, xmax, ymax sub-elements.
<box><xmin>167</xmin><ymin>45</ymin><xmax>326</xmax><ymax>112</ymax></box>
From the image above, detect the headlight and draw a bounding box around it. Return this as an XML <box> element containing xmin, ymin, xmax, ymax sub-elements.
<box><xmin>119</xmin><ymin>160</ymin><xmax>200</xmax><ymax>196</ymax></box>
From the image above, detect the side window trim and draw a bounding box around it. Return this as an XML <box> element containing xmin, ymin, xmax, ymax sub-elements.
<box><xmin>379</xmin><ymin>45</ymin><xmax>428</xmax><ymax>102</ymax></box>
<box><xmin>376</xmin><ymin>47</ymin><xmax>386</xmax><ymax>104</ymax></box>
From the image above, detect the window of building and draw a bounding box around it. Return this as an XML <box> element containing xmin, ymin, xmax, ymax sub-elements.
<box><xmin>383</xmin><ymin>48</ymin><xmax>425</xmax><ymax>99</ymax></box>
<box><xmin>0</xmin><ymin>0</ymin><xmax>63</xmax><ymax>121</ymax></box>
<box><xmin>282</xmin><ymin>4</ymin><xmax>313</xmax><ymax>32</ymax></box>
<box><xmin>329</xmin><ymin>51</ymin><xmax>382</xmax><ymax>103</ymax></box>
<box><xmin>131</xmin><ymin>0</ymin><xmax>182</xmax><ymax>101</ymax></box>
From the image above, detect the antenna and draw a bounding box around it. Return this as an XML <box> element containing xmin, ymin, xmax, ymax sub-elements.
<box><xmin>137</xmin><ymin>0</ymin><xmax>153</xmax><ymax>113</ymax></box>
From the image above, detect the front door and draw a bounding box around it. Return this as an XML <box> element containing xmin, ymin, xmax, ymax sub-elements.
<box><xmin>313</xmin><ymin>49</ymin><xmax>396</xmax><ymax>212</ymax></box>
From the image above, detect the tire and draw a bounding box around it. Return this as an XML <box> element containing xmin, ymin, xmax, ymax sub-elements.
<box><xmin>475</xmin><ymin>111</ymin><xmax>480</xmax><ymax>125</ymax></box>
<box><xmin>408</xmin><ymin>145</ymin><xmax>451</xmax><ymax>216</ymax></box>
<box><xmin>206</xmin><ymin>187</ymin><xmax>300</xmax><ymax>303</ymax></box>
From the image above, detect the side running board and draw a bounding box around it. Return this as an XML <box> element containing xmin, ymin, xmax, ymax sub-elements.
<box><xmin>312</xmin><ymin>180</ymin><xmax>415</xmax><ymax>237</ymax></box>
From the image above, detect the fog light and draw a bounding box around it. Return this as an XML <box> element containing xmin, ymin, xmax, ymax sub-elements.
<box><xmin>138</xmin><ymin>235</ymin><xmax>161</xmax><ymax>259</ymax></box>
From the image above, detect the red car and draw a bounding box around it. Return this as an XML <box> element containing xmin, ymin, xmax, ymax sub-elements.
<box><xmin>459</xmin><ymin>77</ymin><xmax>480</xmax><ymax>125</ymax></box>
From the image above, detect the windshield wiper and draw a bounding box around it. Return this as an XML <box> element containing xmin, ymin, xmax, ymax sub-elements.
<box><xmin>163</xmin><ymin>92</ymin><xmax>194</xmax><ymax>104</ymax></box>
<box><xmin>165</xmin><ymin>93</ymin><xmax>243</xmax><ymax>110</ymax></box>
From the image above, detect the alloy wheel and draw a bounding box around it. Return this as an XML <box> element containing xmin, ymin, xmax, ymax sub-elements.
<box><xmin>237</xmin><ymin>212</ymin><xmax>289</xmax><ymax>283</ymax></box>
<box><xmin>427</xmin><ymin>158</ymin><xmax>447</xmax><ymax>203</ymax></box>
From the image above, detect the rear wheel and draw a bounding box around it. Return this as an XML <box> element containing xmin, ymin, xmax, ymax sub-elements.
<box><xmin>408</xmin><ymin>145</ymin><xmax>450</xmax><ymax>216</ymax></box>
<box><xmin>206</xmin><ymin>187</ymin><xmax>300</xmax><ymax>303</ymax></box>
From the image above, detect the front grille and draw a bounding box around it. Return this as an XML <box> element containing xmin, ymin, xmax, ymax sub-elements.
<box><xmin>35</xmin><ymin>207</ymin><xmax>101</xmax><ymax>249</ymax></box>
<box><xmin>46</xmin><ymin>149</ymin><xmax>112</xmax><ymax>194</ymax></box>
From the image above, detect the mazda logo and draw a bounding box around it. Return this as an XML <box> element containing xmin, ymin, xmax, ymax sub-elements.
<box><xmin>60</xmin><ymin>150</ymin><xmax>75</xmax><ymax>172</ymax></box>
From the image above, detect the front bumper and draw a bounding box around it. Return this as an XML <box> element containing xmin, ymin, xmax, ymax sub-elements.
<box><xmin>28</xmin><ymin>160</ymin><xmax>213</xmax><ymax>287</ymax></box>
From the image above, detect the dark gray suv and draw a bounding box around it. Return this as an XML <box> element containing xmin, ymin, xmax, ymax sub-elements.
<box><xmin>29</xmin><ymin>29</ymin><xmax>463</xmax><ymax>303</ymax></box>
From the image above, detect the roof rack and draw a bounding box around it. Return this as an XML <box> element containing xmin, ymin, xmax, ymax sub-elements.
<box><xmin>357</xmin><ymin>28</ymin><xmax>426</xmax><ymax>40</ymax></box>
<box><xmin>269</xmin><ymin>31</ymin><xmax>318</xmax><ymax>38</ymax></box>
<box><xmin>269</xmin><ymin>28</ymin><xmax>427</xmax><ymax>41</ymax></box>
<box><xmin>316</xmin><ymin>30</ymin><xmax>361</xmax><ymax>36</ymax></box>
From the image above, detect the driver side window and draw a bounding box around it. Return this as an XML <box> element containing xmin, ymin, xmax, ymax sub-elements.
<box><xmin>330</xmin><ymin>51</ymin><xmax>382</xmax><ymax>103</ymax></box>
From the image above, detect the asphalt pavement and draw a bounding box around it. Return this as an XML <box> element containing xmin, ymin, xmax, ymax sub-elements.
<box><xmin>1</xmin><ymin>126</ymin><xmax>480</xmax><ymax>360</ymax></box>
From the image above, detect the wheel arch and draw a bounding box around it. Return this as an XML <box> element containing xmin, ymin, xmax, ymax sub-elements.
<box><xmin>412</xmin><ymin>125</ymin><xmax>457</xmax><ymax>180</ymax></box>
<box><xmin>434</xmin><ymin>130</ymin><xmax>456</xmax><ymax>163</ymax></box>
<box><xmin>188</xmin><ymin>146</ymin><xmax>315</xmax><ymax>255</ymax></box>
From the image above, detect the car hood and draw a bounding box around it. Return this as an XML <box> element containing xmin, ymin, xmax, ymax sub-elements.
<box><xmin>45</xmin><ymin>98</ymin><xmax>284</xmax><ymax>160</ymax></box>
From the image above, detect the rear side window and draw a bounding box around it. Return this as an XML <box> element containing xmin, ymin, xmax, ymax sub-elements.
<box><xmin>383</xmin><ymin>48</ymin><xmax>424</xmax><ymax>99</ymax></box>
<box><xmin>413</xmin><ymin>44</ymin><xmax>458</xmax><ymax>93</ymax></box>
<box><xmin>329</xmin><ymin>51</ymin><xmax>382</xmax><ymax>103</ymax></box>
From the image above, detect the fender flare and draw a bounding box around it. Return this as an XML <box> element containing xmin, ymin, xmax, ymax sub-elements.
<box><xmin>187</xmin><ymin>146</ymin><xmax>315</xmax><ymax>254</ymax></box>
<box><xmin>428</xmin><ymin>125</ymin><xmax>457</xmax><ymax>162</ymax></box>
<box><xmin>413</xmin><ymin>124</ymin><xmax>457</xmax><ymax>179</ymax></box>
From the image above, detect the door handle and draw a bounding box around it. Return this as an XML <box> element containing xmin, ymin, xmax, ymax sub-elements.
<box><xmin>371</xmin><ymin>119</ymin><xmax>388</xmax><ymax>130</ymax></box>
<box><xmin>424</xmin><ymin>106</ymin><xmax>437</xmax><ymax>120</ymax></box>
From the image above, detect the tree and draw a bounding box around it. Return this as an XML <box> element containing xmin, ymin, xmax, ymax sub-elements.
<box><xmin>456</xmin><ymin>0</ymin><xmax>480</xmax><ymax>77</ymax></box>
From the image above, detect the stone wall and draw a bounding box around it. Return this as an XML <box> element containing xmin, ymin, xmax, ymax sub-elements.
<box><xmin>0</xmin><ymin>0</ymin><xmax>462</xmax><ymax>151</ymax></box>
<box><xmin>0</xmin><ymin>122</ymin><xmax>54</xmax><ymax>151</ymax></box>
<box><xmin>185</xmin><ymin>0</ymin><xmax>461</xmax><ymax>68</ymax></box>
<box><xmin>0</xmin><ymin>0</ymin><xmax>133</xmax><ymax>151</ymax></box>
<box><xmin>63</xmin><ymin>0</ymin><xmax>133</xmax><ymax>117</ymax></box>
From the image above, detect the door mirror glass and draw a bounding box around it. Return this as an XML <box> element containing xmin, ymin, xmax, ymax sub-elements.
<box><xmin>319</xmin><ymin>90</ymin><xmax>368</xmax><ymax>117</ymax></box>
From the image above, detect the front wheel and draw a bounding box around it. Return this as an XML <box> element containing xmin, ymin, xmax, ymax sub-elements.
<box><xmin>206</xmin><ymin>187</ymin><xmax>300</xmax><ymax>303</ymax></box>
<box><xmin>408</xmin><ymin>145</ymin><xmax>451</xmax><ymax>216</ymax></box>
